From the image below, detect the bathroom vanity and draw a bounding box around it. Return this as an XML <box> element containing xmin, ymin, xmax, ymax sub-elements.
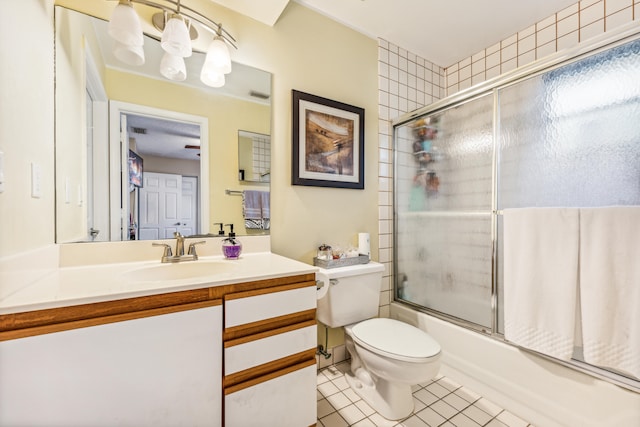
<box><xmin>0</xmin><ymin>249</ymin><xmax>317</xmax><ymax>426</ymax></box>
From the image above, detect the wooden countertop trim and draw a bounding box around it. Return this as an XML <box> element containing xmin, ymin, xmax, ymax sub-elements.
<box><xmin>1</xmin><ymin>273</ymin><xmax>315</xmax><ymax>338</ymax></box>
<box><xmin>224</xmin><ymin>280</ymin><xmax>316</xmax><ymax>301</ymax></box>
<box><xmin>223</xmin><ymin>349</ymin><xmax>317</xmax><ymax>394</ymax></box>
<box><xmin>224</xmin><ymin>319</ymin><xmax>317</xmax><ymax>348</ymax></box>
<box><xmin>0</xmin><ymin>299</ymin><xmax>222</xmax><ymax>341</ymax></box>
<box><xmin>223</xmin><ymin>309</ymin><xmax>316</xmax><ymax>341</ymax></box>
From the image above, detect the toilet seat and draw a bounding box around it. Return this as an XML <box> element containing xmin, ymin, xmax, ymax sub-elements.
<box><xmin>350</xmin><ymin>318</ymin><xmax>441</xmax><ymax>363</ymax></box>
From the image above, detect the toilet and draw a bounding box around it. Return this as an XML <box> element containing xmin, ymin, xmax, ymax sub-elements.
<box><xmin>316</xmin><ymin>262</ymin><xmax>441</xmax><ymax>420</ymax></box>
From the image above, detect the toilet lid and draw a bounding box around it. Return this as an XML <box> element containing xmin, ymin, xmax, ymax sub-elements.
<box><xmin>350</xmin><ymin>318</ymin><xmax>441</xmax><ymax>362</ymax></box>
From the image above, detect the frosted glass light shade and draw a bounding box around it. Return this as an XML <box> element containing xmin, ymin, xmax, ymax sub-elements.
<box><xmin>161</xmin><ymin>15</ymin><xmax>192</xmax><ymax>57</ymax></box>
<box><xmin>108</xmin><ymin>1</ymin><xmax>144</xmax><ymax>47</ymax></box>
<box><xmin>200</xmin><ymin>66</ymin><xmax>225</xmax><ymax>88</ymax></box>
<box><xmin>113</xmin><ymin>41</ymin><xmax>145</xmax><ymax>66</ymax></box>
<box><xmin>202</xmin><ymin>37</ymin><xmax>232</xmax><ymax>75</ymax></box>
<box><xmin>160</xmin><ymin>52</ymin><xmax>187</xmax><ymax>81</ymax></box>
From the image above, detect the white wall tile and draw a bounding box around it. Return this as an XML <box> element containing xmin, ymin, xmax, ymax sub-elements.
<box><xmin>580</xmin><ymin>18</ymin><xmax>605</xmax><ymax>40</ymax></box>
<box><xmin>635</xmin><ymin>3</ymin><xmax>640</xmax><ymax>20</ymax></box>
<box><xmin>519</xmin><ymin>24</ymin><xmax>536</xmax><ymax>38</ymax></box>
<box><xmin>518</xmin><ymin>34</ymin><xmax>536</xmax><ymax>53</ymax></box>
<box><xmin>537</xmin><ymin>24</ymin><xmax>556</xmax><ymax>46</ymax></box>
<box><xmin>501</xmin><ymin>43</ymin><xmax>517</xmax><ymax>61</ymax></box>
<box><xmin>459</xmin><ymin>65</ymin><xmax>471</xmax><ymax>81</ymax></box>
<box><xmin>558</xmin><ymin>13</ymin><xmax>579</xmax><ymax>36</ymax></box>
<box><xmin>459</xmin><ymin>78</ymin><xmax>472</xmax><ymax>91</ymax></box>
<box><xmin>580</xmin><ymin>1</ymin><xmax>604</xmax><ymax>25</ymax></box>
<box><xmin>378</xmin><ymin>62</ymin><xmax>389</xmax><ymax>78</ymax></box>
<box><xmin>486</xmin><ymin>42</ymin><xmax>501</xmax><ymax>55</ymax></box>
<box><xmin>558</xmin><ymin>3</ymin><xmax>579</xmax><ymax>19</ymax></box>
<box><xmin>606</xmin><ymin>0</ymin><xmax>633</xmax><ymax>15</ymax></box>
<box><xmin>580</xmin><ymin>0</ymin><xmax>601</xmax><ymax>8</ymax></box>
<box><xmin>486</xmin><ymin>51</ymin><xmax>500</xmax><ymax>69</ymax></box>
<box><xmin>606</xmin><ymin>7</ymin><xmax>633</xmax><ymax>29</ymax></box>
<box><xmin>471</xmin><ymin>59</ymin><xmax>485</xmax><ymax>76</ymax></box>
<box><xmin>459</xmin><ymin>57</ymin><xmax>471</xmax><ymax>68</ymax></box>
<box><xmin>557</xmin><ymin>30</ymin><xmax>579</xmax><ymax>51</ymax></box>
<box><xmin>472</xmin><ymin>73</ymin><xmax>486</xmax><ymax>86</ymax></box>
<box><xmin>501</xmin><ymin>34</ymin><xmax>518</xmax><ymax>47</ymax></box>
<box><xmin>471</xmin><ymin>50</ymin><xmax>485</xmax><ymax>63</ymax></box>
<box><xmin>537</xmin><ymin>15</ymin><xmax>556</xmax><ymax>30</ymax></box>
<box><xmin>378</xmin><ymin>46</ymin><xmax>389</xmax><ymax>63</ymax></box>
<box><xmin>501</xmin><ymin>57</ymin><xmax>517</xmax><ymax>74</ymax></box>
<box><xmin>518</xmin><ymin>50</ymin><xmax>536</xmax><ymax>67</ymax></box>
<box><xmin>536</xmin><ymin>41</ymin><xmax>557</xmax><ymax>59</ymax></box>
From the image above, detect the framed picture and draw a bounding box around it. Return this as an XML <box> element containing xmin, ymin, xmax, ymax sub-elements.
<box><xmin>128</xmin><ymin>150</ymin><xmax>143</xmax><ymax>189</ymax></box>
<box><xmin>292</xmin><ymin>90</ymin><xmax>365</xmax><ymax>189</ymax></box>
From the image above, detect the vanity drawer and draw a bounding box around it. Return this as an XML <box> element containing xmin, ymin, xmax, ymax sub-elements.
<box><xmin>224</xmin><ymin>282</ymin><xmax>316</xmax><ymax>329</ymax></box>
<box><xmin>225</xmin><ymin>362</ymin><xmax>317</xmax><ymax>427</ymax></box>
<box><xmin>225</xmin><ymin>322</ymin><xmax>316</xmax><ymax>376</ymax></box>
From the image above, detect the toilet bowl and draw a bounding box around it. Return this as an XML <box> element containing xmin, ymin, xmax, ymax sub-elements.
<box><xmin>316</xmin><ymin>262</ymin><xmax>441</xmax><ymax>420</ymax></box>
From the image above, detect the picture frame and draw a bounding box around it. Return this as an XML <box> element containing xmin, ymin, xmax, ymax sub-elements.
<box><xmin>128</xmin><ymin>149</ymin><xmax>143</xmax><ymax>189</ymax></box>
<box><xmin>292</xmin><ymin>90</ymin><xmax>365</xmax><ymax>189</ymax></box>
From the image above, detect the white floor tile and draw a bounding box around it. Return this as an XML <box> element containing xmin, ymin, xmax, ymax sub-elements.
<box><xmin>319</xmin><ymin>381</ymin><xmax>341</xmax><ymax>397</ymax></box>
<box><xmin>398</xmin><ymin>415</ymin><xmax>430</xmax><ymax>427</ymax></box>
<box><xmin>443</xmin><ymin>392</ymin><xmax>472</xmax><ymax>411</ymax></box>
<box><xmin>462</xmin><ymin>404</ymin><xmax>493</xmax><ymax>425</ymax></box>
<box><xmin>321</xmin><ymin>411</ymin><xmax>350</xmax><ymax>427</ymax></box>
<box><xmin>343</xmin><ymin>387</ymin><xmax>362</xmax><ymax>403</ymax></box>
<box><xmin>333</xmin><ymin>375</ymin><xmax>351</xmax><ymax>391</ymax></box>
<box><xmin>355</xmin><ymin>400</ymin><xmax>376</xmax><ymax>417</ymax></box>
<box><xmin>317</xmin><ymin>366</ymin><xmax>534</xmax><ymax>427</ymax></box>
<box><xmin>425</xmin><ymin>382</ymin><xmax>450</xmax><ymax>398</ymax></box>
<box><xmin>416</xmin><ymin>407</ymin><xmax>446</xmax><ymax>426</ymax></box>
<box><xmin>352</xmin><ymin>418</ymin><xmax>377</xmax><ymax>427</ymax></box>
<box><xmin>413</xmin><ymin>389</ymin><xmax>438</xmax><ymax>406</ymax></box>
<box><xmin>327</xmin><ymin>392</ymin><xmax>352</xmax><ymax>410</ymax></box>
<box><xmin>319</xmin><ymin>398</ymin><xmax>337</xmax><ymax>418</ymax></box>
<box><xmin>430</xmin><ymin>400</ymin><xmax>458</xmax><ymax>419</ymax></box>
<box><xmin>449</xmin><ymin>413</ymin><xmax>481</xmax><ymax>427</ymax></box>
<box><xmin>339</xmin><ymin>404</ymin><xmax>367</xmax><ymax>424</ymax></box>
<box><xmin>369</xmin><ymin>412</ymin><xmax>399</xmax><ymax>427</ymax></box>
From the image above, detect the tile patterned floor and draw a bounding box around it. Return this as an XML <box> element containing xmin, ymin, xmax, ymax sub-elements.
<box><xmin>317</xmin><ymin>362</ymin><xmax>536</xmax><ymax>427</ymax></box>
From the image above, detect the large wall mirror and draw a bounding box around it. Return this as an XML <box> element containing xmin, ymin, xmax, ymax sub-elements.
<box><xmin>55</xmin><ymin>5</ymin><xmax>271</xmax><ymax>243</ymax></box>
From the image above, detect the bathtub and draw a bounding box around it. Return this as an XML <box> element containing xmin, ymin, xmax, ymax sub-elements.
<box><xmin>391</xmin><ymin>302</ymin><xmax>640</xmax><ymax>427</ymax></box>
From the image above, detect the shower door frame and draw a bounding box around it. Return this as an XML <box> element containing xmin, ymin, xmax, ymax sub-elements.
<box><xmin>391</xmin><ymin>22</ymin><xmax>640</xmax><ymax>391</ymax></box>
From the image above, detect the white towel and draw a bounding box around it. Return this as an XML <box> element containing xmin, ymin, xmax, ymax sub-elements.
<box><xmin>503</xmin><ymin>208</ymin><xmax>579</xmax><ymax>360</ymax></box>
<box><xmin>579</xmin><ymin>207</ymin><xmax>640</xmax><ymax>379</ymax></box>
<box><xmin>242</xmin><ymin>190</ymin><xmax>262</xmax><ymax>220</ymax></box>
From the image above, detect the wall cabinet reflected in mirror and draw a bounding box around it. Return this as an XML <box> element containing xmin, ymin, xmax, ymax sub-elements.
<box><xmin>54</xmin><ymin>4</ymin><xmax>272</xmax><ymax>243</ymax></box>
<box><xmin>238</xmin><ymin>131</ymin><xmax>271</xmax><ymax>183</ymax></box>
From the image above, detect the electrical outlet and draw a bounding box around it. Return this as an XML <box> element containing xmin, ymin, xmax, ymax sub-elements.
<box><xmin>31</xmin><ymin>162</ymin><xmax>42</xmax><ymax>198</ymax></box>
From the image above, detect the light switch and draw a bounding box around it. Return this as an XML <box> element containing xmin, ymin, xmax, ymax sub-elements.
<box><xmin>0</xmin><ymin>151</ymin><xmax>4</xmax><ymax>193</ymax></box>
<box><xmin>31</xmin><ymin>162</ymin><xmax>42</xmax><ymax>198</ymax></box>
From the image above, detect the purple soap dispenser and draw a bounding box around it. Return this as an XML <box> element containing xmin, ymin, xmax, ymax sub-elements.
<box><xmin>222</xmin><ymin>224</ymin><xmax>242</xmax><ymax>259</ymax></box>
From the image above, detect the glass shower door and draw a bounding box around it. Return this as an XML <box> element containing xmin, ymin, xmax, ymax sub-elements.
<box><xmin>395</xmin><ymin>94</ymin><xmax>494</xmax><ymax>327</ymax></box>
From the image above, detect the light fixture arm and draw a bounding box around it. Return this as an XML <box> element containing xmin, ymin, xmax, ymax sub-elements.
<box><xmin>108</xmin><ymin>0</ymin><xmax>237</xmax><ymax>49</ymax></box>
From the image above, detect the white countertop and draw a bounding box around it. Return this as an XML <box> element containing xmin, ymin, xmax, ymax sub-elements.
<box><xmin>0</xmin><ymin>252</ymin><xmax>317</xmax><ymax>315</ymax></box>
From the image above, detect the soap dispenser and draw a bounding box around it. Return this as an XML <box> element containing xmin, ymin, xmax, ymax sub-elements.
<box><xmin>222</xmin><ymin>224</ymin><xmax>242</xmax><ymax>259</ymax></box>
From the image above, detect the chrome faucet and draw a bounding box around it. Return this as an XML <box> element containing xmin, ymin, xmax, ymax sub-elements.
<box><xmin>152</xmin><ymin>233</ymin><xmax>206</xmax><ymax>263</ymax></box>
<box><xmin>174</xmin><ymin>231</ymin><xmax>185</xmax><ymax>256</ymax></box>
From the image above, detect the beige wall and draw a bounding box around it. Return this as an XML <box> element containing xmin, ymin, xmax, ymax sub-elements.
<box><xmin>7</xmin><ymin>0</ymin><xmax>379</xmax><ymax>263</ymax></box>
<box><xmin>0</xmin><ymin>1</ymin><xmax>55</xmax><ymax>256</ymax></box>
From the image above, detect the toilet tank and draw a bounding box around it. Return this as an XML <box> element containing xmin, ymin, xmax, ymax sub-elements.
<box><xmin>316</xmin><ymin>262</ymin><xmax>385</xmax><ymax>328</ymax></box>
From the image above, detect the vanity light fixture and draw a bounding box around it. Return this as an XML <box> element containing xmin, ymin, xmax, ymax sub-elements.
<box><xmin>107</xmin><ymin>0</ymin><xmax>236</xmax><ymax>87</ymax></box>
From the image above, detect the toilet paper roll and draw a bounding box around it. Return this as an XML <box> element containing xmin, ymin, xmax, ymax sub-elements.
<box><xmin>358</xmin><ymin>232</ymin><xmax>370</xmax><ymax>257</ymax></box>
<box><xmin>316</xmin><ymin>272</ymin><xmax>330</xmax><ymax>300</ymax></box>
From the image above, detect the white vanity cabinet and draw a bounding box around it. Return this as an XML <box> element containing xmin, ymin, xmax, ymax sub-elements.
<box><xmin>223</xmin><ymin>281</ymin><xmax>318</xmax><ymax>427</ymax></box>
<box><xmin>0</xmin><ymin>270</ymin><xmax>318</xmax><ymax>427</ymax></box>
<box><xmin>0</xmin><ymin>299</ymin><xmax>223</xmax><ymax>427</ymax></box>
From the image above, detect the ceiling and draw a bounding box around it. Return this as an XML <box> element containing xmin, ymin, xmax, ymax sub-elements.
<box><xmin>216</xmin><ymin>0</ymin><xmax>578</xmax><ymax>67</ymax></box>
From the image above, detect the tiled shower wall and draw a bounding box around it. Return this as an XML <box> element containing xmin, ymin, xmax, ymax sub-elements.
<box><xmin>446</xmin><ymin>0</ymin><xmax>640</xmax><ymax>95</ymax></box>
<box><xmin>376</xmin><ymin>0</ymin><xmax>640</xmax><ymax>318</ymax></box>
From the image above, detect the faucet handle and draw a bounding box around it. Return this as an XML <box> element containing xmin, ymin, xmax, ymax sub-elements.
<box><xmin>188</xmin><ymin>241</ymin><xmax>206</xmax><ymax>259</ymax></box>
<box><xmin>152</xmin><ymin>242</ymin><xmax>173</xmax><ymax>258</ymax></box>
<box><xmin>174</xmin><ymin>231</ymin><xmax>184</xmax><ymax>239</ymax></box>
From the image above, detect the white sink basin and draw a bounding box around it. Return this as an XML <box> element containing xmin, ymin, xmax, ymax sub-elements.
<box><xmin>122</xmin><ymin>261</ymin><xmax>237</xmax><ymax>283</ymax></box>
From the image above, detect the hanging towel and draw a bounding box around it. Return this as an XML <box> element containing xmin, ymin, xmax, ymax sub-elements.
<box><xmin>243</xmin><ymin>190</ymin><xmax>263</xmax><ymax>229</ymax></box>
<box><xmin>579</xmin><ymin>206</ymin><xmax>640</xmax><ymax>379</ymax></box>
<box><xmin>260</xmin><ymin>191</ymin><xmax>270</xmax><ymax>230</ymax></box>
<box><xmin>503</xmin><ymin>208</ymin><xmax>580</xmax><ymax>360</ymax></box>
